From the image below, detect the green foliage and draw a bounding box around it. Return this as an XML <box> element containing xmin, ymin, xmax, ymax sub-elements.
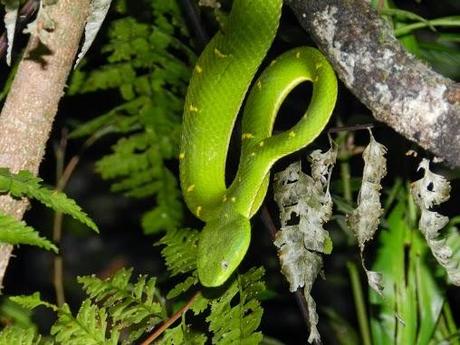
<box><xmin>0</xmin><ymin>325</ymin><xmax>47</xmax><ymax>345</ymax></box>
<box><xmin>374</xmin><ymin>1</ymin><xmax>460</xmax><ymax>78</ymax></box>
<box><xmin>0</xmin><ymin>168</ymin><xmax>98</xmax><ymax>232</ymax></box>
<box><xmin>77</xmin><ymin>268</ymin><xmax>165</xmax><ymax>344</ymax></box>
<box><xmin>68</xmin><ymin>0</ymin><xmax>194</xmax><ymax>235</ymax></box>
<box><xmin>0</xmin><ymin>168</ymin><xmax>97</xmax><ymax>253</ymax></box>
<box><xmin>0</xmin><ymin>214</ymin><xmax>57</xmax><ymax>253</ymax></box>
<box><xmin>207</xmin><ymin>267</ymin><xmax>265</xmax><ymax>345</ymax></box>
<box><xmin>158</xmin><ymin>321</ymin><xmax>207</xmax><ymax>345</ymax></box>
<box><xmin>51</xmin><ymin>301</ymin><xmax>119</xmax><ymax>345</ymax></box>
<box><xmin>369</xmin><ymin>191</ymin><xmax>458</xmax><ymax>345</ymax></box>
<box><xmin>158</xmin><ymin>228</ymin><xmax>200</xmax><ymax>277</ymax></box>
<box><xmin>10</xmin><ymin>292</ymin><xmax>56</xmax><ymax>312</ymax></box>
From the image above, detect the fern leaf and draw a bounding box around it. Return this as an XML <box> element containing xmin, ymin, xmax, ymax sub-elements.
<box><xmin>0</xmin><ymin>168</ymin><xmax>98</xmax><ymax>233</ymax></box>
<box><xmin>51</xmin><ymin>301</ymin><xmax>119</xmax><ymax>345</ymax></box>
<box><xmin>0</xmin><ymin>325</ymin><xmax>47</xmax><ymax>345</ymax></box>
<box><xmin>0</xmin><ymin>214</ymin><xmax>58</xmax><ymax>253</ymax></box>
<box><xmin>75</xmin><ymin>0</ymin><xmax>113</xmax><ymax>67</ymax></box>
<box><xmin>1</xmin><ymin>0</ymin><xmax>19</xmax><ymax>65</ymax></box>
<box><xmin>157</xmin><ymin>228</ymin><xmax>200</xmax><ymax>277</ymax></box>
<box><xmin>9</xmin><ymin>292</ymin><xmax>56</xmax><ymax>312</ymax></box>
<box><xmin>158</xmin><ymin>320</ymin><xmax>207</xmax><ymax>345</ymax></box>
<box><xmin>78</xmin><ymin>268</ymin><xmax>164</xmax><ymax>344</ymax></box>
<box><xmin>67</xmin><ymin>2</ymin><xmax>192</xmax><ymax>235</ymax></box>
<box><xmin>207</xmin><ymin>267</ymin><xmax>265</xmax><ymax>345</ymax></box>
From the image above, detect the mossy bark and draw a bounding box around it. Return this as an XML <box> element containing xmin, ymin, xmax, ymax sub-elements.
<box><xmin>287</xmin><ymin>0</ymin><xmax>460</xmax><ymax>167</ymax></box>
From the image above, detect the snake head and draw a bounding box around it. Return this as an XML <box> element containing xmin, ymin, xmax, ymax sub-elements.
<box><xmin>197</xmin><ymin>212</ymin><xmax>251</xmax><ymax>287</ymax></box>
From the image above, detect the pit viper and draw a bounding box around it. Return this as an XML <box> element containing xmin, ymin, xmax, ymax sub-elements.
<box><xmin>179</xmin><ymin>0</ymin><xmax>337</xmax><ymax>287</ymax></box>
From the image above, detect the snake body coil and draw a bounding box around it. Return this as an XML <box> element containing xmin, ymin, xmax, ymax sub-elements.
<box><xmin>180</xmin><ymin>0</ymin><xmax>337</xmax><ymax>287</ymax></box>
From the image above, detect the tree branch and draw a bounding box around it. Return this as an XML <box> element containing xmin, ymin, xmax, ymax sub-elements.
<box><xmin>287</xmin><ymin>0</ymin><xmax>460</xmax><ymax>167</ymax></box>
<box><xmin>0</xmin><ymin>0</ymin><xmax>91</xmax><ymax>288</ymax></box>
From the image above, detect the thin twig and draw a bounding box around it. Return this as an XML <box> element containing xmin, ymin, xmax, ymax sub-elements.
<box><xmin>260</xmin><ymin>206</ymin><xmax>312</xmax><ymax>331</ymax></box>
<box><xmin>52</xmin><ymin>131</ymin><xmax>67</xmax><ymax>306</ymax></box>
<box><xmin>177</xmin><ymin>0</ymin><xmax>209</xmax><ymax>52</ymax></box>
<box><xmin>140</xmin><ymin>291</ymin><xmax>200</xmax><ymax>345</ymax></box>
<box><xmin>328</xmin><ymin>123</ymin><xmax>375</xmax><ymax>134</ymax></box>
<box><xmin>52</xmin><ymin>131</ymin><xmax>98</xmax><ymax>306</ymax></box>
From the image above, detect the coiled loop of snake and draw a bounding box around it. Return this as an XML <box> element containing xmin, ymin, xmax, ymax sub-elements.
<box><xmin>179</xmin><ymin>0</ymin><xmax>337</xmax><ymax>287</ymax></box>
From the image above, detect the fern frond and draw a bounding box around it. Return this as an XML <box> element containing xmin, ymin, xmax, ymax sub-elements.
<box><xmin>51</xmin><ymin>301</ymin><xmax>119</xmax><ymax>345</ymax></box>
<box><xmin>78</xmin><ymin>268</ymin><xmax>164</xmax><ymax>344</ymax></box>
<box><xmin>207</xmin><ymin>267</ymin><xmax>265</xmax><ymax>345</ymax></box>
<box><xmin>0</xmin><ymin>214</ymin><xmax>57</xmax><ymax>253</ymax></box>
<box><xmin>0</xmin><ymin>169</ymin><xmax>98</xmax><ymax>232</ymax></box>
<box><xmin>9</xmin><ymin>292</ymin><xmax>56</xmax><ymax>312</ymax></box>
<box><xmin>158</xmin><ymin>228</ymin><xmax>200</xmax><ymax>277</ymax></box>
<box><xmin>158</xmin><ymin>320</ymin><xmax>207</xmax><ymax>345</ymax></box>
<box><xmin>67</xmin><ymin>1</ymin><xmax>193</xmax><ymax>235</ymax></box>
<box><xmin>0</xmin><ymin>325</ymin><xmax>47</xmax><ymax>345</ymax></box>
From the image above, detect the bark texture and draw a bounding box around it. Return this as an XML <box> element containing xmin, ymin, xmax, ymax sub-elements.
<box><xmin>0</xmin><ymin>0</ymin><xmax>90</xmax><ymax>287</ymax></box>
<box><xmin>287</xmin><ymin>0</ymin><xmax>460</xmax><ymax>167</ymax></box>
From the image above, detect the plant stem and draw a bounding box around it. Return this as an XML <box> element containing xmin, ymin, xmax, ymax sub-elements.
<box><xmin>340</xmin><ymin>161</ymin><xmax>352</xmax><ymax>203</ymax></box>
<box><xmin>140</xmin><ymin>291</ymin><xmax>200</xmax><ymax>345</ymax></box>
<box><xmin>347</xmin><ymin>261</ymin><xmax>372</xmax><ymax>345</ymax></box>
<box><xmin>52</xmin><ymin>132</ymin><xmax>98</xmax><ymax>306</ymax></box>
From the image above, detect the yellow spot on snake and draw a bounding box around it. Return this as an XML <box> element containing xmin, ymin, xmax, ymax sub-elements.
<box><xmin>196</xmin><ymin>206</ymin><xmax>202</xmax><ymax>217</ymax></box>
<box><xmin>270</xmin><ymin>59</ymin><xmax>277</xmax><ymax>66</ymax></box>
<box><xmin>187</xmin><ymin>184</ymin><xmax>195</xmax><ymax>193</ymax></box>
<box><xmin>289</xmin><ymin>131</ymin><xmax>296</xmax><ymax>138</ymax></box>
<box><xmin>179</xmin><ymin>152</ymin><xmax>185</xmax><ymax>160</ymax></box>
<box><xmin>257</xmin><ymin>81</ymin><xmax>262</xmax><ymax>89</ymax></box>
<box><xmin>259</xmin><ymin>141</ymin><xmax>264</xmax><ymax>147</ymax></box>
<box><xmin>231</xmin><ymin>197</ymin><xmax>236</xmax><ymax>202</ymax></box>
<box><xmin>196</xmin><ymin>65</ymin><xmax>203</xmax><ymax>73</ymax></box>
<box><xmin>222</xmin><ymin>195</ymin><xmax>227</xmax><ymax>202</ymax></box>
<box><xmin>315</xmin><ymin>62</ymin><xmax>323</xmax><ymax>70</ymax></box>
<box><xmin>214</xmin><ymin>48</ymin><xmax>228</xmax><ymax>58</ymax></box>
<box><xmin>189</xmin><ymin>104</ymin><xmax>198</xmax><ymax>112</ymax></box>
<box><xmin>242</xmin><ymin>133</ymin><xmax>254</xmax><ymax>140</ymax></box>
<box><xmin>296</xmin><ymin>51</ymin><xmax>301</xmax><ymax>58</ymax></box>
<box><xmin>250</xmin><ymin>152</ymin><xmax>256</xmax><ymax>157</ymax></box>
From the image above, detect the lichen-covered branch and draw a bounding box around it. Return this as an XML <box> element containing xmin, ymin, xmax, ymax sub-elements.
<box><xmin>287</xmin><ymin>0</ymin><xmax>460</xmax><ymax>167</ymax></box>
<box><xmin>0</xmin><ymin>0</ymin><xmax>91</xmax><ymax>287</ymax></box>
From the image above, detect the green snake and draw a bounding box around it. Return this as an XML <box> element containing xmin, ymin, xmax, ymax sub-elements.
<box><xmin>179</xmin><ymin>0</ymin><xmax>337</xmax><ymax>287</ymax></box>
